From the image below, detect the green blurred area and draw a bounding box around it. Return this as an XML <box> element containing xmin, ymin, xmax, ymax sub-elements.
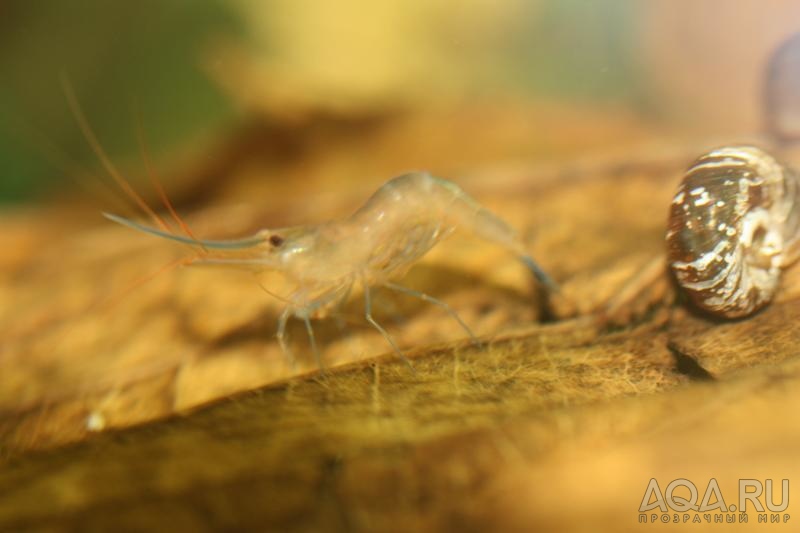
<box><xmin>0</xmin><ymin>0</ymin><xmax>642</xmax><ymax>205</ymax></box>
<box><xmin>493</xmin><ymin>1</ymin><xmax>639</xmax><ymax>100</ymax></box>
<box><xmin>0</xmin><ymin>0</ymin><xmax>241</xmax><ymax>204</ymax></box>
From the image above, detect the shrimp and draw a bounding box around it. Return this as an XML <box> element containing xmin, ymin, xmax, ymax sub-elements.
<box><xmin>61</xmin><ymin>74</ymin><xmax>555</xmax><ymax>367</ymax></box>
<box><xmin>104</xmin><ymin>172</ymin><xmax>559</xmax><ymax>368</ymax></box>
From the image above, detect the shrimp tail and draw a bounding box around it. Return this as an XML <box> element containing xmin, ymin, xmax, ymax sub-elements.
<box><xmin>103</xmin><ymin>212</ymin><xmax>266</xmax><ymax>250</ymax></box>
<box><xmin>520</xmin><ymin>255</ymin><xmax>560</xmax><ymax>293</ymax></box>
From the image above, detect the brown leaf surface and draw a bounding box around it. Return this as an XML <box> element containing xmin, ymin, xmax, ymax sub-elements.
<box><xmin>1</xmin><ymin>103</ymin><xmax>798</xmax><ymax>531</ymax></box>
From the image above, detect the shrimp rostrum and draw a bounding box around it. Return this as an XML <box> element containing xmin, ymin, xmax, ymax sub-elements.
<box><xmin>106</xmin><ymin>172</ymin><xmax>558</xmax><ymax>367</ymax></box>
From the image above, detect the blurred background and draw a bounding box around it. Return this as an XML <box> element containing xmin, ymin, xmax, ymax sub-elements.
<box><xmin>3</xmin><ymin>7</ymin><xmax>800</xmax><ymax>526</ymax></box>
<box><xmin>2</xmin><ymin>0</ymin><xmax>800</xmax><ymax>205</ymax></box>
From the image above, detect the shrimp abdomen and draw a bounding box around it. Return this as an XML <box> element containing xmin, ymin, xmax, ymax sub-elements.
<box><xmin>349</xmin><ymin>172</ymin><xmax>557</xmax><ymax>290</ymax></box>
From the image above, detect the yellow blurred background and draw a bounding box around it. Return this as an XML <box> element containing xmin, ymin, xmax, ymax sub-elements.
<box><xmin>0</xmin><ymin>0</ymin><xmax>799</xmax><ymax>203</ymax></box>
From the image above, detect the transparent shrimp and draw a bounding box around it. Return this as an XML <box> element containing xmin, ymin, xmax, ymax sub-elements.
<box><xmin>62</xmin><ymin>75</ymin><xmax>556</xmax><ymax>368</ymax></box>
<box><xmin>104</xmin><ymin>173</ymin><xmax>559</xmax><ymax>368</ymax></box>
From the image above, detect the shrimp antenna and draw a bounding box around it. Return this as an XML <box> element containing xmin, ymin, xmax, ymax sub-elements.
<box><xmin>132</xmin><ymin>101</ymin><xmax>201</xmax><ymax>243</ymax></box>
<box><xmin>103</xmin><ymin>255</ymin><xmax>196</xmax><ymax>311</ymax></box>
<box><xmin>103</xmin><ymin>212</ymin><xmax>266</xmax><ymax>250</ymax></box>
<box><xmin>61</xmin><ymin>73</ymin><xmax>170</xmax><ymax>232</ymax></box>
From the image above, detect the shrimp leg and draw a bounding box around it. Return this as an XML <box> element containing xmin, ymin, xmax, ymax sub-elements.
<box><xmin>302</xmin><ymin>315</ymin><xmax>324</xmax><ymax>374</ymax></box>
<box><xmin>364</xmin><ymin>285</ymin><xmax>413</xmax><ymax>369</ymax></box>
<box><xmin>276</xmin><ymin>307</ymin><xmax>295</xmax><ymax>369</ymax></box>
<box><xmin>383</xmin><ymin>282</ymin><xmax>478</xmax><ymax>344</ymax></box>
<box><xmin>331</xmin><ymin>281</ymin><xmax>354</xmax><ymax>331</ymax></box>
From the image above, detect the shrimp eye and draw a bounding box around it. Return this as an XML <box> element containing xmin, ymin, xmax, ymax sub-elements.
<box><xmin>269</xmin><ymin>235</ymin><xmax>284</xmax><ymax>247</ymax></box>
